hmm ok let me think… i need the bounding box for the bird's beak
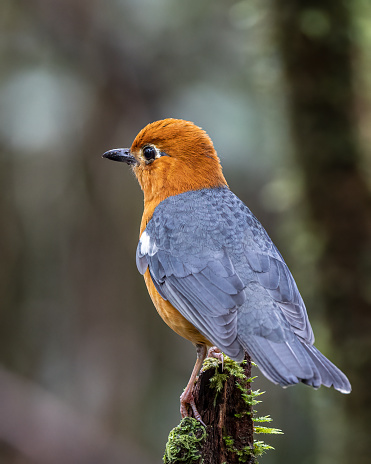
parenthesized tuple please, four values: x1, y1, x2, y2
(102, 148, 138, 166)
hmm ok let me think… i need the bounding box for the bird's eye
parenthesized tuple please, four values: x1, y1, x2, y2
(143, 146, 157, 162)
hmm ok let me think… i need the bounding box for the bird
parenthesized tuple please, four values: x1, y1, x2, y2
(102, 118, 351, 423)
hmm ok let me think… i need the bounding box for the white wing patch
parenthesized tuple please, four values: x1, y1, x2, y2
(139, 230, 158, 256)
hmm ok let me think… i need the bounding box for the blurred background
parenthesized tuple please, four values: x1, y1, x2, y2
(1, 0, 370, 463)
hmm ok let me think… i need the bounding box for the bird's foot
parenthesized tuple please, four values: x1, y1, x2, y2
(180, 388, 206, 426)
(207, 346, 224, 370)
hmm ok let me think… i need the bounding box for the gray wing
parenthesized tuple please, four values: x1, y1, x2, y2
(135, 188, 350, 392)
(243, 245, 314, 344)
(137, 230, 246, 360)
(135, 187, 314, 357)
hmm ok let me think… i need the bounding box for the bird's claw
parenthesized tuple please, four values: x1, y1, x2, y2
(180, 390, 206, 427)
(208, 346, 224, 370)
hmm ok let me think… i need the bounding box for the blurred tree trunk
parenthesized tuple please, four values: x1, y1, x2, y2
(273, 1, 371, 463)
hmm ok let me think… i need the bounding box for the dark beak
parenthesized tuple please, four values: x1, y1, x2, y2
(102, 148, 138, 166)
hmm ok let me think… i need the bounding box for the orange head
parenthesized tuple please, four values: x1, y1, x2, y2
(103, 119, 228, 206)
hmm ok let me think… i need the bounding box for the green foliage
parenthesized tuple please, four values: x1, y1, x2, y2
(237, 384, 264, 407)
(254, 426, 283, 435)
(163, 417, 206, 464)
(223, 435, 254, 463)
(253, 441, 275, 457)
(253, 415, 273, 423)
(203, 356, 248, 406)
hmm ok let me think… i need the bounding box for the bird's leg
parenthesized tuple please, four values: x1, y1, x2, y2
(180, 343, 207, 425)
(207, 346, 224, 370)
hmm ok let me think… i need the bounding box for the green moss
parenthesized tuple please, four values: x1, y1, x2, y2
(223, 431, 278, 462)
(253, 415, 273, 423)
(202, 356, 250, 406)
(202, 355, 248, 380)
(223, 435, 254, 463)
(204, 356, 282, 462)
(254, 426, 283, 435)
(164, 357, 282, 463)
(253, 441, 275, 457)
(163, 417, 206, 464)
(238, 384, 264, 407)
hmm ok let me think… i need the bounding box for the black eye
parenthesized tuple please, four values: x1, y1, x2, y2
(143, 146, 157, 161)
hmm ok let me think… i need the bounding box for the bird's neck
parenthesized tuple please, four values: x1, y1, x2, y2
(138, 160, 227, 235)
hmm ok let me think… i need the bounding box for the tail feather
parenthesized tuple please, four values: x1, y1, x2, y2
(301, 344, 351, 393)
(244, 338, 298, 386)
(238, 335, 351, 394)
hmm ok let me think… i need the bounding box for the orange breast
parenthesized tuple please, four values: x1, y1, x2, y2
(144, 269, 210, 346)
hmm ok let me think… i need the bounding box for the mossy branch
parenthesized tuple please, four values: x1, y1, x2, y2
(163, 354, 282, 464)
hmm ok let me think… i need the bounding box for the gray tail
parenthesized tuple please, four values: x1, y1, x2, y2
(240, 336, 351, 394)
(301, 343, 351, 393)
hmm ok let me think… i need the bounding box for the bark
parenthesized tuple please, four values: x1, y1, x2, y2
(273, 1, 371, 463)
(164, 354, 256, 464)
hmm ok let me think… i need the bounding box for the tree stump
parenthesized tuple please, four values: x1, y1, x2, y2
(164, 354, 257, 464)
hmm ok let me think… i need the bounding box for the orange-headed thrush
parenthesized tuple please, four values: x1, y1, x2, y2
(103, 119, 351, 423)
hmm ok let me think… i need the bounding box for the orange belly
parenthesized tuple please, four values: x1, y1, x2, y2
(144, 269, 210, 346)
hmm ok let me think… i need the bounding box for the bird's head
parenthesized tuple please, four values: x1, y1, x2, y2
(103, 119, 228, 204)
